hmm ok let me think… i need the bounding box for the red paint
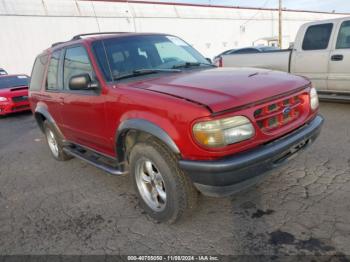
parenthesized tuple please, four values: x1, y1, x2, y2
(0, 75, 30, 116)
(29, 34, 318, 161)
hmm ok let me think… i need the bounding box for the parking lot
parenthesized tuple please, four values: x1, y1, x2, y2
(0, 102, 349, 256)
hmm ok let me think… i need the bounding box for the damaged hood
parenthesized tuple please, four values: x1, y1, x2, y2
(129, 67, 309, 113)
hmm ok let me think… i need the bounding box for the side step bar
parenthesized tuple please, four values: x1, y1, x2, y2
(63, 146, 128, 176)
(318, 91, 350, 103)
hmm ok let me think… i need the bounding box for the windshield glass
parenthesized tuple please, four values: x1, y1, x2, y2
(92, 35, 209, 81)
(0, 75, 29, 89)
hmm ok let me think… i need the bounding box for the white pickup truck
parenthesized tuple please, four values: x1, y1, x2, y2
(220, 17, 350, 100)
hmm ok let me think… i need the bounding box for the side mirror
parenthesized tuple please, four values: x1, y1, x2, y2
(69, 74, 99, 90)
(206, 58, 213, 64)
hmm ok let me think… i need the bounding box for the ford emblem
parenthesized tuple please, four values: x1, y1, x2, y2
(283, 106, 291, 115)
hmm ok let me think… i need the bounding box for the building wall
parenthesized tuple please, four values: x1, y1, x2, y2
(0, 0, 346, 74)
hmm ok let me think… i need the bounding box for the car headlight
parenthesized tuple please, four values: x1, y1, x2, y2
(193, 116, 255, 148)
(0, 97, 8, 102)
(310, 87, 319, 111)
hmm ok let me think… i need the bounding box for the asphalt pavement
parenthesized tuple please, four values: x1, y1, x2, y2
(0, 102, 349, 256)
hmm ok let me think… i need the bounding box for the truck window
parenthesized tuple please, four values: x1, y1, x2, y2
(336, 21, 350, 49)
(63, 46, 93, 90)
(302, 23, 333, 51)
(30, 54, 48, 91)
(46, 50, 61, 90)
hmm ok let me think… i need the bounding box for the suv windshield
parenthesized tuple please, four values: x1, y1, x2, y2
(0, 75, 29, 89)
(92, 35, 211, 81)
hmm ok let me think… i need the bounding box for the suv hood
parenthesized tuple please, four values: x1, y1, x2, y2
(130, 68, 309, 113)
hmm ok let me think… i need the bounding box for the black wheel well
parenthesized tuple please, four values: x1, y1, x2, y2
(34, 112, 47, 132)
(117, 129, 178, 164)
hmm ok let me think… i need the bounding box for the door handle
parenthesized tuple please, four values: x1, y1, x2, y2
(331, 54, 344, 61)
(58, 97, 64, 105)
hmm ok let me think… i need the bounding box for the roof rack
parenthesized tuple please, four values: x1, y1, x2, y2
(50, 32, 132, 48)
(71, 32, 131, 40)
(51, 42, 65, 47)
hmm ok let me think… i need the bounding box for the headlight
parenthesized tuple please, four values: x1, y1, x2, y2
(0, 97, 8, 102)
(310, 87, 319, 110)
(193, 116, 255, 148)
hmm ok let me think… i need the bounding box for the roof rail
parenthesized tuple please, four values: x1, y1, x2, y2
(71, 32, 131, 40)
(51, 42, 65, 47)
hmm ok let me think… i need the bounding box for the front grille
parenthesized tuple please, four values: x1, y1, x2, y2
(12, 95, 28, 103)
(12, 105, 29, 111)
(254, 93, 305, 132)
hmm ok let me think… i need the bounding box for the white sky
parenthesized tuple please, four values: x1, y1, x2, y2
(145, 0, 350, 13)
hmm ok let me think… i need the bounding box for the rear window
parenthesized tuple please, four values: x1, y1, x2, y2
(302, 23, 333, 50)
(0, 69, 7, 75)
(30, 54, 48, 91)
(0, 75, 29, 89)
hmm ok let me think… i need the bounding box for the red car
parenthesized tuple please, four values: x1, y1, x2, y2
(0, 74, 30, 116)
(29, 32, 323, 223)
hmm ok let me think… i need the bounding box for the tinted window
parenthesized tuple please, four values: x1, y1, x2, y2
(92, 35, 208, 81)
(0, 69, 7, 75)
(336, 21, 350, 49)
(302, 23, 333, 50)
(30, 54, 48, 91)
(0, 75, 29, 89)
(46, 50, 61, 90)
(63, 46, 93, 90)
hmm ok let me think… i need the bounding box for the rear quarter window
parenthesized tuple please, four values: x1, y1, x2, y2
(30, 54, 48, 91)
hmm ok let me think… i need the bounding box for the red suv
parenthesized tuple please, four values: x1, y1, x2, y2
(29, 32, 323, 223)
(0, 74, 30, 116)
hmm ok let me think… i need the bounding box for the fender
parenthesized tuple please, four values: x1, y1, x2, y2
(34, 104, 65, 140)
(116, 119, 180, 159)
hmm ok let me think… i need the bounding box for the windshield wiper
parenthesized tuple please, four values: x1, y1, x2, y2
(172, 62, 216, 69)
(113, 68, 181, 80)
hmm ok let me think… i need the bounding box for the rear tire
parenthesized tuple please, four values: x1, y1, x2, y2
(129, 138, 198, 224)
(43, 121, 72, 161)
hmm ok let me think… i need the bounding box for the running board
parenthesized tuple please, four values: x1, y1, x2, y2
(318, 91, 350, 103)
(63, 146, 128, 176)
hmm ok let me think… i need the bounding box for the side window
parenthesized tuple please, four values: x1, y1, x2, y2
(30, 54, 48, 91)
(63, 46, 93, 90)
(46, 50, 61, 90)
(302, 23, 333, 51)
(336, 21, 350, 49)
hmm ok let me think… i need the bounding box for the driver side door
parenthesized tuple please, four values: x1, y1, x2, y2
(59, 45, 111, 155)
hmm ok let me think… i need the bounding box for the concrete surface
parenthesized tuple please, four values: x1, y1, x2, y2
(0, 102, 349, 256)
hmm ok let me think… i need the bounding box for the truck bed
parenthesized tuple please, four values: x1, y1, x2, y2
(222, 50, 292, 73)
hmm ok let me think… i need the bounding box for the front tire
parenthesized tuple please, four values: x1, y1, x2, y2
(129, 138, 198, 224)
(43, 121, 72, 161)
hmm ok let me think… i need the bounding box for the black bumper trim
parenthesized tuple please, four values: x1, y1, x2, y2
(179, 115, 324, 194)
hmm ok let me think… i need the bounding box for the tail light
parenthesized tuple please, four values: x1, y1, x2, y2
(215, 57, 223, 67)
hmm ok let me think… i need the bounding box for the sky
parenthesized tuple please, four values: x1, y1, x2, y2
(145, 0, 350, 13)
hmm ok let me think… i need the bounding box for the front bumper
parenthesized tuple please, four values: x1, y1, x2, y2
(0, 101, 30, 115)
(179, 115, 324, 197)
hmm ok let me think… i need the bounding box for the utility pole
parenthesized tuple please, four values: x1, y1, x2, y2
(278, 0, 282, 48)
